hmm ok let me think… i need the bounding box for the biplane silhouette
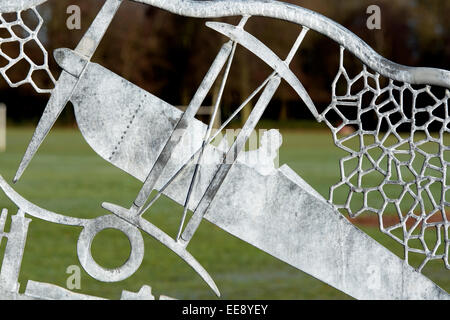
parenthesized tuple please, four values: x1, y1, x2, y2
(0, 0, 448, 299)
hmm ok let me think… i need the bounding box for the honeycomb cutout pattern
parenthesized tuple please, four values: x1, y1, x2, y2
(322, 47, 450, 272)
(0, 6, 55, 93)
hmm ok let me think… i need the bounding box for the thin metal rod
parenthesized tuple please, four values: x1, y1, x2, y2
(176, 41, 237, 240)
(139, 70, 275, 217)
(180, 76, 282, 245)
(224, 71, 276, 127)
(176, 15, 250, 240)
(285, 27, 309, 65)
(75, 0, 123, 59)
(139, 27, 307, 219)
(180, 27, 308, 245)
(132, 40, 234, 212)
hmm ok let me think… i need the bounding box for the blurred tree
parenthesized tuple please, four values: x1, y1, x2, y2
(0, 0, 448, 125)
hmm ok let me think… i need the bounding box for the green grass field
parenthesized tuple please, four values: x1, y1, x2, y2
(0, 127, 448, 299)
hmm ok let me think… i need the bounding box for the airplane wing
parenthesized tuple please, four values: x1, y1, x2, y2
(66, 60, 448, 300)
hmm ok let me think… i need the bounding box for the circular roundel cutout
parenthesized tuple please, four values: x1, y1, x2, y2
(77, 215, 145, 283)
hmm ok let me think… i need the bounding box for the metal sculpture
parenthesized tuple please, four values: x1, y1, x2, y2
(323, 48, 450, 272)
(0, 0, 448, 300)
(0, 1, 55, 93)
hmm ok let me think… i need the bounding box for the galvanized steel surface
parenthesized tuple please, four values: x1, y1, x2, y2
(0, 0, 448, 300)
(323, 48, 450, 272)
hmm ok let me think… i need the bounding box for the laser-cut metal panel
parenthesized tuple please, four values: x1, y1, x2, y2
(322, 48, 450, 272)
(0, 0, 448, 300)
(0, 2, 55, 93)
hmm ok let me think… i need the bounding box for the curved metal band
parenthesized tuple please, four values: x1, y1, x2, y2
(135, 0, 450, 89)
(206, 22, 319, 120)
(77, 215, 144, 282)
(0, 175, 89, 227)
(0, 0, 47, 13)
(102, 202, 221, 297)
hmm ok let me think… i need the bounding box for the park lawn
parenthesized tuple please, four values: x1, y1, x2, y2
(0, 127, 447, 299)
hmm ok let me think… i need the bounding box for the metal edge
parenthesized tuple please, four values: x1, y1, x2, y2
(0, 175, 88, 227)
(134, 0, 450, 88)
(102, 202, 221, 297)
(0, 0, 47, 13)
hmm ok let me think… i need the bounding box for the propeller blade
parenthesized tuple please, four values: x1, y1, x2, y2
(13, 0, 123, 182)
(14, 71, 78, 183)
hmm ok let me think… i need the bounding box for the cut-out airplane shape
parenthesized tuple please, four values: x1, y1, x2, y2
(1, 0, 448, 299)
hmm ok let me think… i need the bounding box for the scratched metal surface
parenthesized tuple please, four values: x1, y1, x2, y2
(68, 62, 448, 300)
(71, 61, 224, 209)
(0, 0, 449, 300)
(0, 1, 55, 93)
